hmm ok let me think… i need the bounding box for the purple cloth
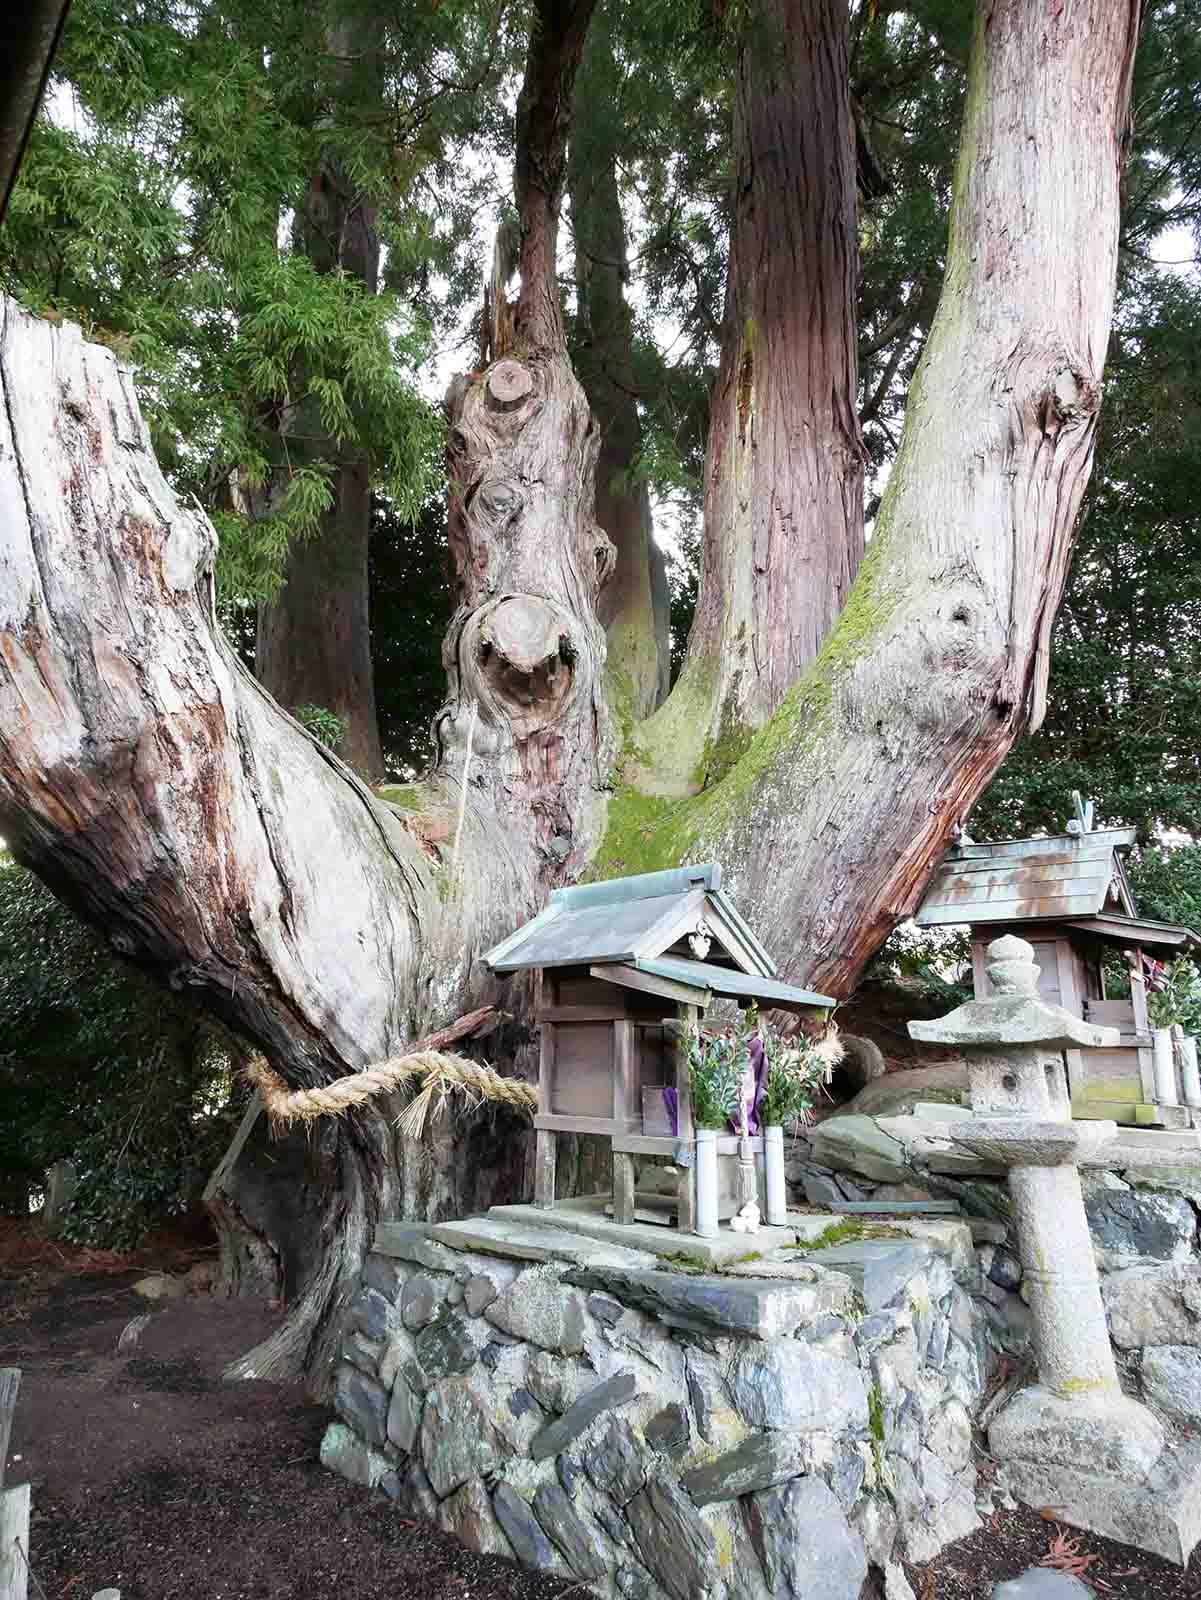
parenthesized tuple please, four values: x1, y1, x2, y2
(728, 1034, 767, 1135)
(661, 1033, 767, 1140)
(663, 1086, 679, 1136)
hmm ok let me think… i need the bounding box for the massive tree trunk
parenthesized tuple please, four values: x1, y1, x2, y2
(0, 0, 1139, 1394)
(635, 0, 866, 795)
(255, 18, 387, 784)
(604, 0, 1141, 992)
(569, 7, 671, 724)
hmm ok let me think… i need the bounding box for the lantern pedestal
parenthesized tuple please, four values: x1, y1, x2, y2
(910, 935, 1201, 1565)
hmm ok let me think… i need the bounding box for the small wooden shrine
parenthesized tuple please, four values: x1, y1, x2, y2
(483, 863, 833, 1231)
(916, 796, 1201, 1127)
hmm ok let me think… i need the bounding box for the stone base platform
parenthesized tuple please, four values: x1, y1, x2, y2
(330, 1211, 993, 1600)
(488, 1197, 811, 1268)
(1001, 1435, 1201, 1566)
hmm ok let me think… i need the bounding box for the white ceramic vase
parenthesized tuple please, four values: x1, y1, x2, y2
(1153, 1025, 1180, 1105)
(763, 1124, 787, 1227)
(694, 1128, 719, 1237)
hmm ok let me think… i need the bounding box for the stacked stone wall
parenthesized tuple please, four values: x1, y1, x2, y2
(322, 1220, 994, 1600)
(793, 1092, 1201, 1433)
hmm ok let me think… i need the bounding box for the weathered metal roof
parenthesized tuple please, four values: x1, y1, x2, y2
(625, 955, 834, 1013)
(1064, 914, 1201, 953)
(916, 829, 1138, 929)
(483, 862, 777, 976)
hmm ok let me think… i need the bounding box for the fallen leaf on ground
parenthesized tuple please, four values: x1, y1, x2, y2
(1041, 1525, 1100, 1582)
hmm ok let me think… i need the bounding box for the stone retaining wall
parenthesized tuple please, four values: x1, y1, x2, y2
(795, 1098, 1201, 1427)
(321, 1217, 995, 1600)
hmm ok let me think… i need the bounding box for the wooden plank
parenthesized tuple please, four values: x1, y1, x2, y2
(538, 1022, 555, 1120)
(612, 1151, 636, 1225)
(1137, 1041, 1158, 1106)
(0, 1482, 29, 1600)
(612, 1019, 637, 1125)
(611, 1133, 764, 1157)
(922, 894, 1103, 924)
(1084, 1000, 1137, 1024)
(612, 1133, 686, 1157)
(533, 1129, 556, 1210)
(936, 838, 1120, 867)
(533, 1113, 637, 1135)
(549, 1022, 613, 1118)
(932, 862, 1115, 895)
(1055, 937, 1081, 1016)
(553, 971, 628, 1008)
(1130, 960, 1151, 1034)
(590, 963, 709, 1007)
(0, 1372, 18, 1495)
(536, 1004, 629, 1023)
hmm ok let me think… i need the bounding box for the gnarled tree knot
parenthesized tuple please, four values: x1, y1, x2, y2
(593, 524, 616, 589)
(466, 593, 578, 735)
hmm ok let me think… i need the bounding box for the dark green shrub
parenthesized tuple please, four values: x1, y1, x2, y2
(0, 856, 243, 1247)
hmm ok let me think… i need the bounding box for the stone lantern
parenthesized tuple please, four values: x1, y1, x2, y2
(911, 935, 1201, 1565)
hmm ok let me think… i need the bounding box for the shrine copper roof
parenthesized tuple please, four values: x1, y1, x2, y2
(916, 829, 1138, 928)
(483, 862, 778, 977)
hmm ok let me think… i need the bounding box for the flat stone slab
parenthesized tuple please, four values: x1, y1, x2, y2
(430, 1217, 658, 1271)
(1002, 1433, 1201, 1566)
(721, 1254, 854, 1292)
(682, 1429, 811, 1505)
(1088, 1144, 1201, 1170)
(811, 1114, 911, 1182)
(561, 1262, 850, 1340)
(790, 1212, 850, 1243)
(839, 1200, 962, 1215)
(489, 1199, 804, 1268)
(530, 1371, 638, 1460)
(1110, 1127, 1201, 1150)
(374, 1222, 466, 1271)
(804, 1239, 933, 1311)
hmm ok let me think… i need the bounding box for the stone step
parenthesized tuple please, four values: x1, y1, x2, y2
(487, 1199, 804, 1269)
(428, 1217, 658, 1271)
(1083, 1143, 1201, 1170)
(560, 1261, 853, 1339)
(838, 1200, 962, 1215)
(1107, 1126, 1201, 1149)
(803, 1238, 934, 1312)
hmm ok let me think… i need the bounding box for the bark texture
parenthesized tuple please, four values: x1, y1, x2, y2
(569, 11, 671, 723)
(637, 0, 866, 794)
(614, 0, 1141, 995)
(439, 0, 607, 903)
(0, 297, 429, 1386)
(255, 18, 386, 784)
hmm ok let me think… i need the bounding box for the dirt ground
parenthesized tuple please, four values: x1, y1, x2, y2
(3, 1223, 1201, 1600)
(0, 1227, 572, 1600)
